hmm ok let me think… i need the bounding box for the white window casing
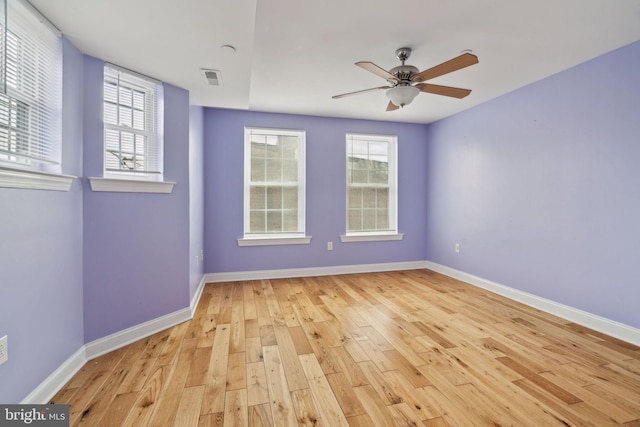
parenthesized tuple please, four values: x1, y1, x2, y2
(0, 0, 71, 190)
(239, 127, 310, 246)
(342, 133, 403, 242)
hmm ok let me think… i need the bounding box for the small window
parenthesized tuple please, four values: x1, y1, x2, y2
(103, 65, 163, 181)
(242, 127, 307, 243)
(0, 0, 62, 172)
(345, 133, 398, 237)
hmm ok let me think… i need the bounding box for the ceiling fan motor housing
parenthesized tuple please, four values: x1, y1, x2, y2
(389, 65, 419, 83)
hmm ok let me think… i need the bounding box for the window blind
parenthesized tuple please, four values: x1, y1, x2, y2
(0, 0, 62, 170)
(103, 64, 163, 178)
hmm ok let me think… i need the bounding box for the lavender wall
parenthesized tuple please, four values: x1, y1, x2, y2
(425, 41, 640, 328)
(0, 38, 85, 402)
(82, 56, 191, 342)
(204, 109, 428, 273)
(189, 106, 205, 299)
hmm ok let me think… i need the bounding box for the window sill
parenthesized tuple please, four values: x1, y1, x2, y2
(0, 166, 75, 191)
(340, 233, 404, 243)
(89, 177, 175, 193)
(238, 236, 312, 247)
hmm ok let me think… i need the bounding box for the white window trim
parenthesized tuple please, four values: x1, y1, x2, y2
(0, 165, 74, 191)
(340, 232, 404, 243)
(88, 177, 174, 193)
(237, 235, 312, 247)
(345, 133, 399, 237)
(242, 127, 311, 244)
(102, 64, 165, 183)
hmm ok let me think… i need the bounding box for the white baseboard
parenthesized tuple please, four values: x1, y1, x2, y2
(203, 260, 426, 283)
(85, 307, 192, 360)
(24, 264, 640, 405)
(21, 347, 87, 404)
(424, 261, 640, 346)
(23, 274, 211, 404)
(190, 275, 207, 313)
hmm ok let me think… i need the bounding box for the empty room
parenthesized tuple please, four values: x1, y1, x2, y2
(1, 0, 639, 425)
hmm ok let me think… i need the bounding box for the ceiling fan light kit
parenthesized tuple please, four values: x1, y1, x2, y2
(386, 85, 420, 108)
(332, 47, 478, 111)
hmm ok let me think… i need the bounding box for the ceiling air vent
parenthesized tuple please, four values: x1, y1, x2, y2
(201, 69, 222, 86)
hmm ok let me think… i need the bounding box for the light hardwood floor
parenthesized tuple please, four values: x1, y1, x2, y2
(50, 269, 640, 426)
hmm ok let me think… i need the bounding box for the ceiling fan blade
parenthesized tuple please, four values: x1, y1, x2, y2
(355, 61, 396, 81)
(411, 52, 478, 82)
(417, 83, 472, 99)
(332, 86, 388, 99)
(386, 101, 399, 111)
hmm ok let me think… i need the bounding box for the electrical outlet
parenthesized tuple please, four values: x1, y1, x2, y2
(455, 243, 461, 253)
(327, 241, 333, 251)
(0, 335, 8, 365)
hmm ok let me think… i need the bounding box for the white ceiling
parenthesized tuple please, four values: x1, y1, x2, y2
(30, 0, 640, 124)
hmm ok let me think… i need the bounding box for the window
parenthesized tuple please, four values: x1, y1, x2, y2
(343, 133, 402, 242)
(0, 0, 61, 173)
(103, 64, 163, 181)
(240, 127, 309, 246)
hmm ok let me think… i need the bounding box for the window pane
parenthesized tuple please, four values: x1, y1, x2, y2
(118, 86, 132, 106)
(362, 188, 376, 208)
(348, 188, 361, 208)
(362, 209, 376, 230)
(377, 209, 389, 230)
(118, 106, 132, 127)
(266, 158, 282, 182)
(377, 188, 388, 209)
(251, 158, 265, 182)
(282, 187, 298, 209)
(351, 169, 368, 184)
(283, 210, 298, 232)
(370, 157, 388, 183)
(250, 186, 265, 209)
(348, 210, 361, 232)
(282, 138, 298, 158)
(267, 211, 282, 232)
(251, 141, 265, 158)
(282, 159, 298, 181)
(266, 187, 282, 209)
(250, 211, 265, 233)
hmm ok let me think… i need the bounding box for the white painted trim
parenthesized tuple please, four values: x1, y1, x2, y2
(340, 233, 404, 242)
(21, 346, 87, 404)
(88, 177, 175, 193)
(237, 236, 312, 246)
(190, 275, 208, 313)
(203, 260, 426, 283)
(424, 261, 640, 346)
(23, 274, 210, 404)
(0, 166, 74, 191)
(84, 307, 192, 360)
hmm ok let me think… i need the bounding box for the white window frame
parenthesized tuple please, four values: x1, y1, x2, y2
(341, 133, 403, 243)
(89, 64, 173, 193)
(0, 0, 73, 191)
(238, 127, 310, 247)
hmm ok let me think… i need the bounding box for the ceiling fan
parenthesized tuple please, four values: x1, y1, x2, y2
(332, 47, 478, 111)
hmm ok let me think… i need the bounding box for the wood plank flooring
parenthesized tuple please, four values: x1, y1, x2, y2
(50, 269, 640, 426)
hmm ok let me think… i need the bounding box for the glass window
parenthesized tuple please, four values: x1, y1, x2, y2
(103, 65, 163, 181)
(244, 127, 306, 237)
(346, 133, 397, 234)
